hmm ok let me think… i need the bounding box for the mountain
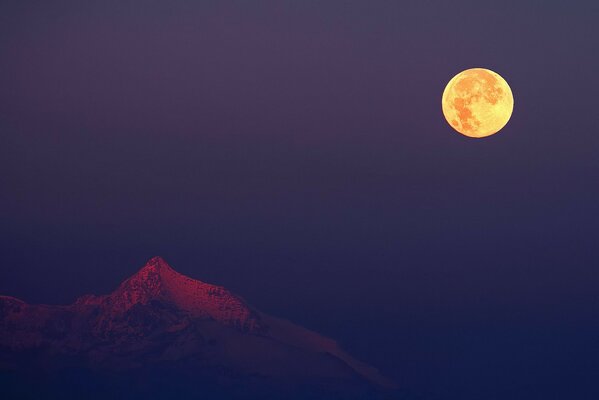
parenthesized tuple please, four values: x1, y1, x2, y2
(0, 257, 397, 399)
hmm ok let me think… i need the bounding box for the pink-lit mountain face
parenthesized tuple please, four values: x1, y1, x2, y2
(75, 257, 264, 334)
(0, 257, 393, 399)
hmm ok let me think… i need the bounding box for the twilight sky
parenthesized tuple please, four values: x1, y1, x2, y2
(1, 1, 599, 399)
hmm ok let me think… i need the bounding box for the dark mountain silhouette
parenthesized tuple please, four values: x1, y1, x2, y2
(0, 257, 400, 399)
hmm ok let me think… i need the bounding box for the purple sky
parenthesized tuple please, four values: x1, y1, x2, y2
(2, 1, 599, 399)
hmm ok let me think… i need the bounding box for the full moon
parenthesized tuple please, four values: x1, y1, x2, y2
(442, 68, 514, 138)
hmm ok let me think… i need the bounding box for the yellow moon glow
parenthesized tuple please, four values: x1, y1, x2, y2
(442, 68, 514, 138)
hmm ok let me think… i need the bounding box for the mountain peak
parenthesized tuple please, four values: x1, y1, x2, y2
(79, 257, 264, 333)
(125, 256, 182, 291)
(142, 255, 174, 273)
